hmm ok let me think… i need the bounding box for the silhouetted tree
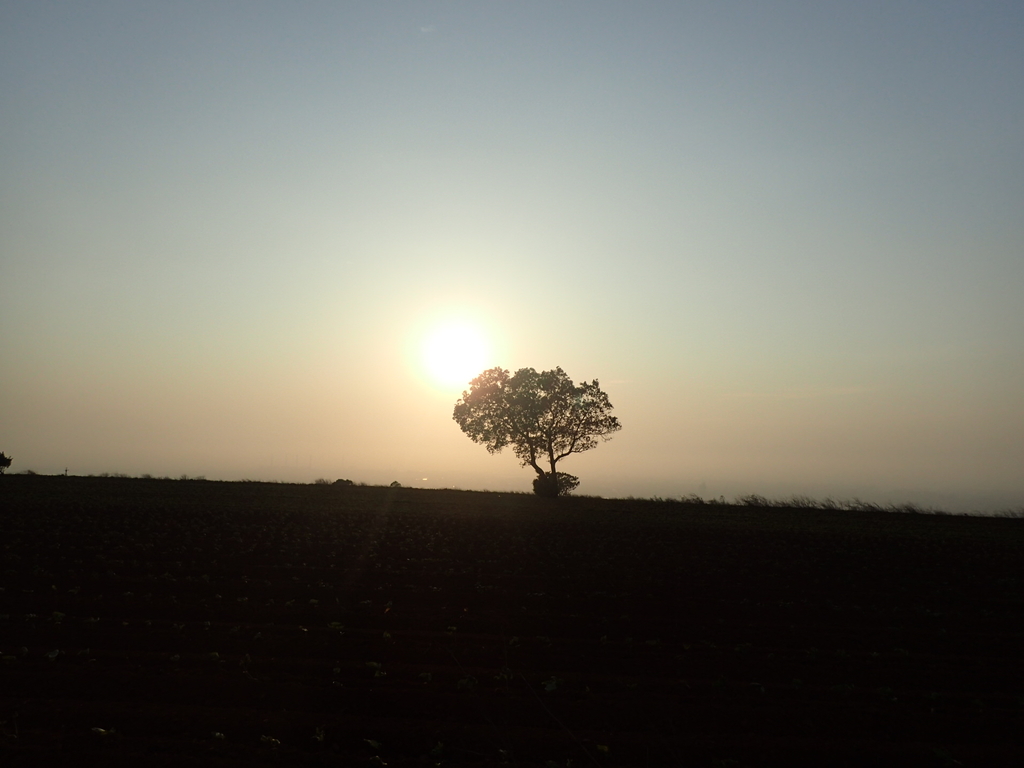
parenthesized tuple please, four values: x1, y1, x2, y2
(453, 367, 621, 497)
(0, 452, 10, 475)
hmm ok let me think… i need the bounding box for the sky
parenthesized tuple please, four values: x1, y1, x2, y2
(2, 1, 1022, 511)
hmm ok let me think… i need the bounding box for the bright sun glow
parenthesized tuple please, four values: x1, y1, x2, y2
(422, 321, 491, 389)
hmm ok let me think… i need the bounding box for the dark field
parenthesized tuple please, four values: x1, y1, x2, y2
(1, 477, 1022, 767)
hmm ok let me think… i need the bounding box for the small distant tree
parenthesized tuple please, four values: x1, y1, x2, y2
(453, 367, 621, 497)
(0, 452, 11, 475)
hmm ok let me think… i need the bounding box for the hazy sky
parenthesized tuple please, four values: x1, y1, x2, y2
(3, 2, 1022, 510)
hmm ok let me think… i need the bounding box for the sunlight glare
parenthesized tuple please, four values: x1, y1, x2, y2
(422, 321, 491, 389)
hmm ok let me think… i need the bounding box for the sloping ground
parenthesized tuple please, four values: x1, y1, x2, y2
(1, 477, 1022, 767)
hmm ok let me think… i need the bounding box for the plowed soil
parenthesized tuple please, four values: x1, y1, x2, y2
(1, 477, 1022, 767)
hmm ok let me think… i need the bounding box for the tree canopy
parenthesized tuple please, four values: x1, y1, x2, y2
(453, 367, 621, 496)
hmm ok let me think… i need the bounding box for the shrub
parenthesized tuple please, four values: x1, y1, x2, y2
(532, 472, 580, 498)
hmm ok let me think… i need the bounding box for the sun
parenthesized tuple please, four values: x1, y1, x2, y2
(421, 321, 491, 389)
